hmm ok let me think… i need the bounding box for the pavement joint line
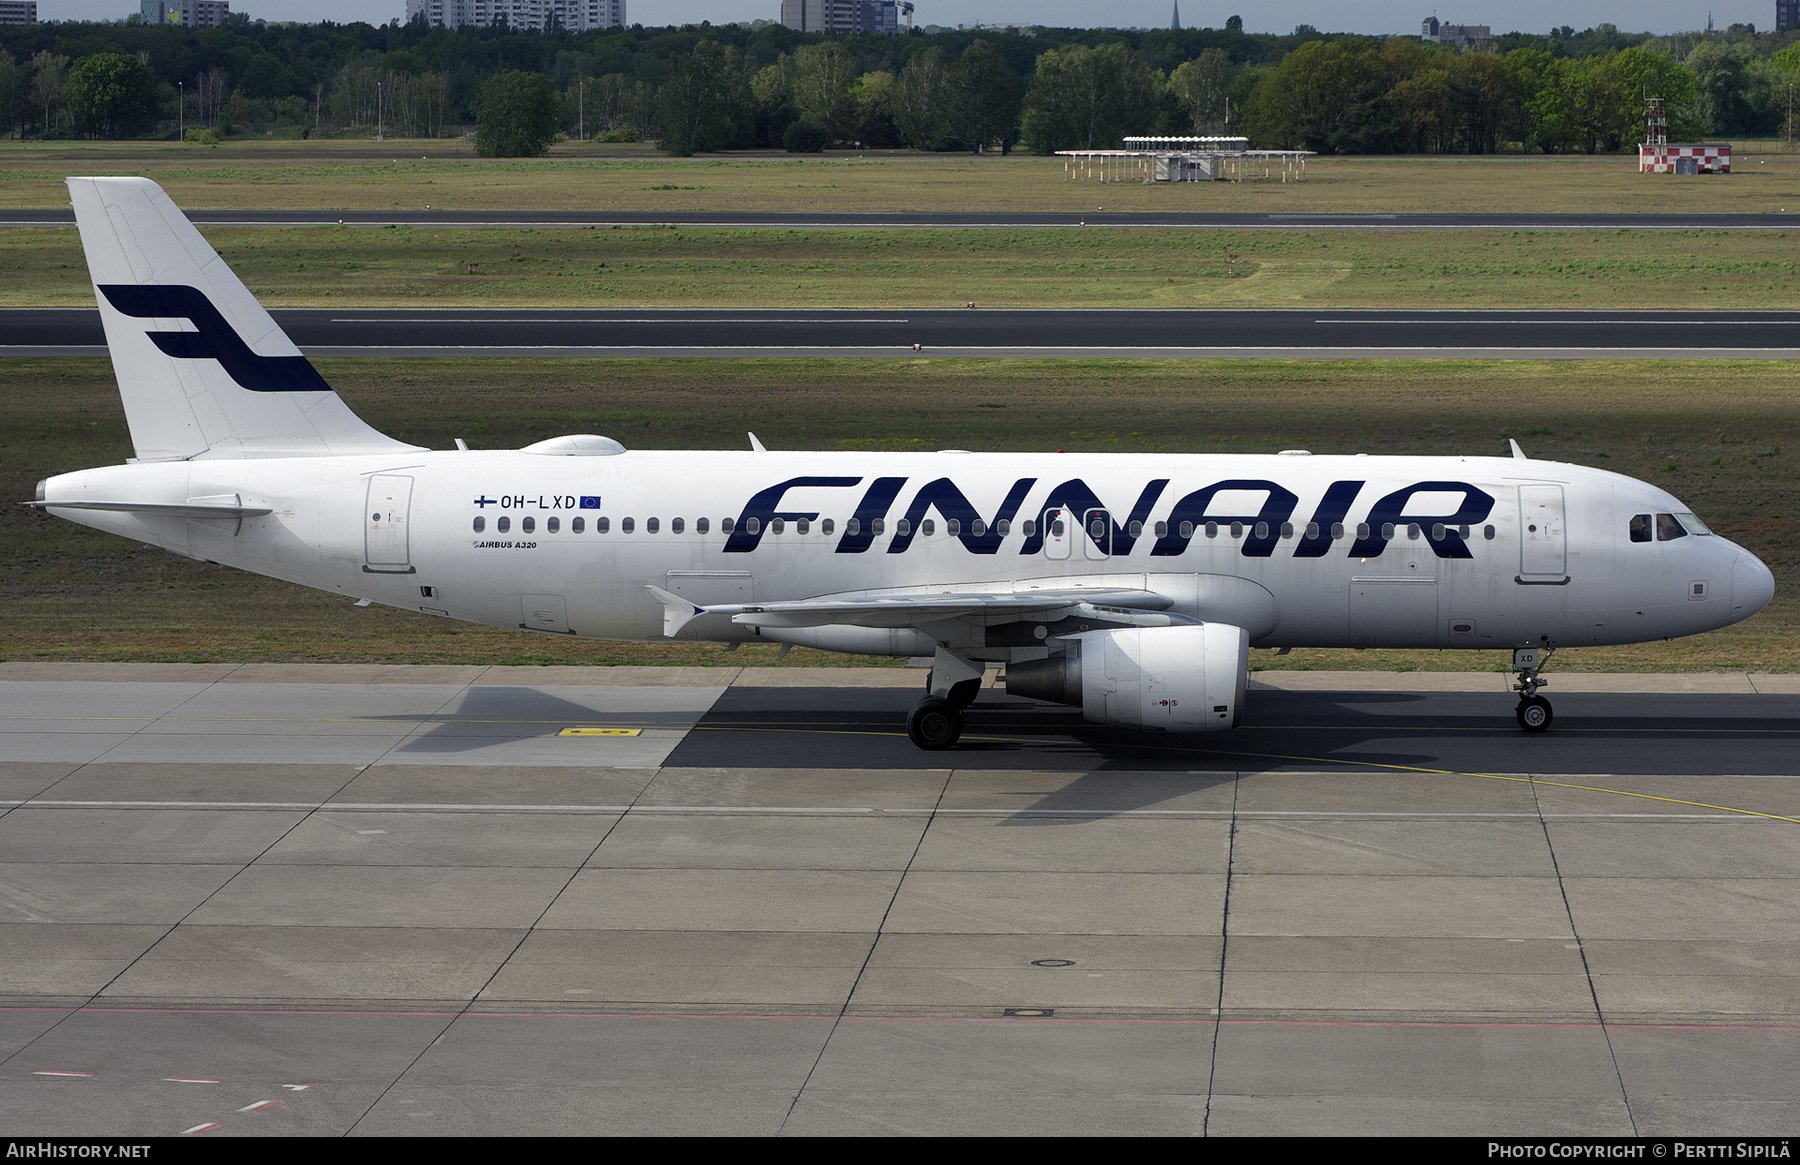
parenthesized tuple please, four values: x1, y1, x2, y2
(0, 798, 1771, 819)
(1528, 774, 1639, 1133)
(13, 1003, 1795, 1030)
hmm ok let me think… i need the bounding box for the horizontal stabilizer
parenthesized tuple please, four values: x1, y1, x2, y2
(29, 496, 272, 517)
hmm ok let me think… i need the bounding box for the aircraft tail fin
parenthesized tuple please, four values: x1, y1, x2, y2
(67, 176, 422, 462)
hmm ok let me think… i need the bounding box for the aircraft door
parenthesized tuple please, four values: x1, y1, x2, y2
(1043, 508, 1071, 560)
(1083, 508, 1112, 560)
(1518, 485, 1568, 581)
(364, 474, 414, 573)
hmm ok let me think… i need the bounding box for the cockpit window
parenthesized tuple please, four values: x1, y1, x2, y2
(1629, 514, 1652, 543)
(1655, 513, 1687, 542)
(1674, 511, 1712, 535)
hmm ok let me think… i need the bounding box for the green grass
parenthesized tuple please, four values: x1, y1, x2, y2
(7, 224, 1800, 310)
(5, 356, 1797, 671)
(5, 141, 1800, 215)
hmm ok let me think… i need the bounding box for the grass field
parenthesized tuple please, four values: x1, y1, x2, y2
(5, 356, 1796, 672)
(6, 223, 1800, 311)
(4, 141, 1800, 215)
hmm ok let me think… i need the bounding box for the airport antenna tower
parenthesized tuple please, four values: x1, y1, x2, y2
(1644, 97, 1666, 149)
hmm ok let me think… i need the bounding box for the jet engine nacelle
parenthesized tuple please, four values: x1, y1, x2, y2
(1006, 623, 1250, 731)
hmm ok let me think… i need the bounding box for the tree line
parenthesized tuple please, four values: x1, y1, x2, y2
(1, 16, 1796, 154)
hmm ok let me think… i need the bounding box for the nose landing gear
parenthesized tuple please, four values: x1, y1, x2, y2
(1512, 645, 1554, 732)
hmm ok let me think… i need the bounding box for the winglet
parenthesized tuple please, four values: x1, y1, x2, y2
(1509, 439, 1528, 461)
(646, 585, 705, 637)
(748, 432, 767, 453)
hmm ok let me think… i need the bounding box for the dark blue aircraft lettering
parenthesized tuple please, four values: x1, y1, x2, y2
(715, 475, 1496, 559)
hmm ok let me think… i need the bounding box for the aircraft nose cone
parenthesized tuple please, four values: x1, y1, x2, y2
(1734, 551, 1775, 619)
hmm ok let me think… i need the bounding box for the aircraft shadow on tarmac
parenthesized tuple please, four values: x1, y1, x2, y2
(664, 685, 1800, 782)
(343, 683, 1800, 819)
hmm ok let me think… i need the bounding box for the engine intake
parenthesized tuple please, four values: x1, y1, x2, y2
(1006, 623, 1249, 731)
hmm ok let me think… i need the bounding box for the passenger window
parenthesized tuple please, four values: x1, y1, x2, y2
(1357, 523, 1371, 539)
(1048, 519, 1062, 536)
(1331, 522, 1344, 539)
(946, 519, 960, 536)
(970, 519, 986, 537)
(572, 516, 584, 534)
(1630, 514, 1652, 543)
(898, 519, 913, 536)
(1179, 521, 1193, 538)
(547, 516, 559, 534)
(1304, 522, 1318, 539)
(921, 519, 935, 536)
(1089, 518, 1105, 539)
(622, 517, 635, 534)
(846, 518, 861, 536)
(1020, 519, 1034, 538)
(597, 516, 609, 533)
(1656, 513, 1687, 541)
(1128, 520, 1142, 538)
(1255, 522, 1269, 539)
(1381, 523, 1394, 539)
(522, 516, 536, 534)
(873, 518, 886, 535)
(1280, 522, 1293, 538)
(646, 517, 659, 534)
(696, 517, 710, 534)
(1407, 523, 1420, 540)
(745, 517, 759, 535)
(997, 519, 1010, 536)
(498, 516, 511, 533)
(672, 517, 684, 534)
(473, 516, 485, 533)
(1431, 523, 1445, 541)
(770, 518, 784, 535)
(1205, 522, 1219, 538)
(821, 518, 833, 535)
(1230, 522, 1243, 538)
(796, 518, 809, 535)
(1155, 521, 1168, 538)
(722, 517, 735, 534)
(1484, 525, 1495, 540)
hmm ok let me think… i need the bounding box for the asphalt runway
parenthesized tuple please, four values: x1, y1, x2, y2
(2, 208, 1794, 231)
(3, 662, 1797, 1136)
(10, 307, 1800, 360)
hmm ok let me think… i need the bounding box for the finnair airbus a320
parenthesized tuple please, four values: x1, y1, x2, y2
(33, 177, 1776, 748)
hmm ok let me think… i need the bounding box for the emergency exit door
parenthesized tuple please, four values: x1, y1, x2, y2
(364, 474, 415, 573)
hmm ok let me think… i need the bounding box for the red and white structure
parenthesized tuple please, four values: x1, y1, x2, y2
(1639, 98, 1730, 174)
(1639, 143, 1731, 174)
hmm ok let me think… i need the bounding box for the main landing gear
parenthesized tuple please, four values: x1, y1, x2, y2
(1512, 645, 1554, 732)
(905, 651, 984, 750)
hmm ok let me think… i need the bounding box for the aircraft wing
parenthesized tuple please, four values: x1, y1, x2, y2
(647, 582, 1179, 637)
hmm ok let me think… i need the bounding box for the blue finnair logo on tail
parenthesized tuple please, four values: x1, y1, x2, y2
(97, 284, 331, 394)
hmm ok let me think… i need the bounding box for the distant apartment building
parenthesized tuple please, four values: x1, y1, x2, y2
(404, 0, 626, 32)
(1421, 15, 1491, 50)
(140, 0, 229, 26)
(0, 1, 35, 25)
(780, 0, 898, 34)
(1779, 0, 1798, 30)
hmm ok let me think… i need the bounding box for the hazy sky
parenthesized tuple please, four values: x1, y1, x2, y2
(33, 0, 1774, 37)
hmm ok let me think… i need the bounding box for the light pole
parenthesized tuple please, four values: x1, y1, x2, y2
(376, 80, 383, 142)
(579, 79, 585, 142)
(178, 80, 183, 141)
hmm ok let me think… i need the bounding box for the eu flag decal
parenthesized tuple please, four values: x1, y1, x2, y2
(579, 496, 602, 509)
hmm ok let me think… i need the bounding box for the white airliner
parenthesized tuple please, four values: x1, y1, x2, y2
(33, 177, 1777, 749)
